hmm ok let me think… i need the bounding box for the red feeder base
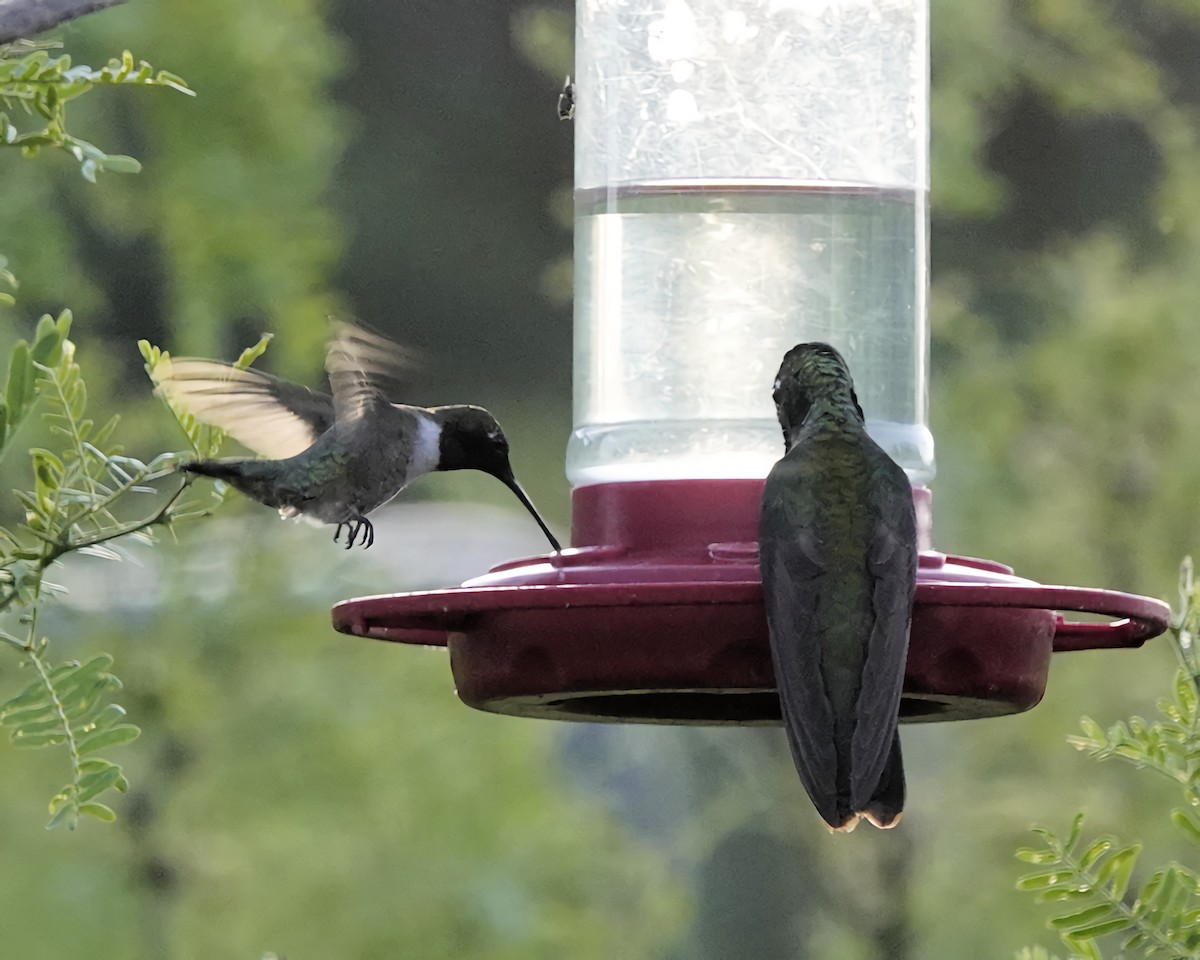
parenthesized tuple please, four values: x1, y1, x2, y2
(332, 480, 1170, 725)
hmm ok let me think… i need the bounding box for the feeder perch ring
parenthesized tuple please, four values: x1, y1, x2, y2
(333, 481, 1170, 726)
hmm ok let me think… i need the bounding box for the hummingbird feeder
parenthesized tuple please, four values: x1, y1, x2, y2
(334, 0, 1169, 723)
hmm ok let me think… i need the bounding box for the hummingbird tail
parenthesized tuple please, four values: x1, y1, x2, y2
(857, 730, 905, 830)
(182, 459, 244, 483)
(182, 457, 289, 513)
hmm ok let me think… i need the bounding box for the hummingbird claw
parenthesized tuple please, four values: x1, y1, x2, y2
(333, 517, 374, 549)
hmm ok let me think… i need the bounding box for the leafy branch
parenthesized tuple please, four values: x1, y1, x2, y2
(0, 44, 193, 180)
(1016, 813, 1198, 959)
(0, 314, 270, 829)
(0, 36, 210, 830)
(1015, 559, 1200, 959)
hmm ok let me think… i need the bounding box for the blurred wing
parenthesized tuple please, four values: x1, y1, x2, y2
(324, 321, 420, 423)
(154, 358, 333, 459)
(850, 450, 918, 807)
(760, 458, 840, 825)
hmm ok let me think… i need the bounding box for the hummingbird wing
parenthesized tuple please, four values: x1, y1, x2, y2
(759, 458, 841, 826)
(154, 359, 334, 460)
(324, 322, 420, 423)
(849, 446, 917, 812)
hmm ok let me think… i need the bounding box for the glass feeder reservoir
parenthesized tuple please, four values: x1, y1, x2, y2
(333, 0, 1169, 725)
(569, 0, 933, 487)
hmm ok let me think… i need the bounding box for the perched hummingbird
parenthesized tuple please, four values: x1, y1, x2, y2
(758, 343, 917, 832)
(153, 323, 562, 552)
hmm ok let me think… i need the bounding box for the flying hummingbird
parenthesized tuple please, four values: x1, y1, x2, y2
(758, 343, 917, 832)
(153, 323, 562, 552)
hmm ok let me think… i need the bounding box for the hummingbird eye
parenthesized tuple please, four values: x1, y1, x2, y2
(486, 429, 508, 454)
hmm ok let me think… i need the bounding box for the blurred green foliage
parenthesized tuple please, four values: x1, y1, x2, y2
(1015, 561, 1200, 958)
(0, 44, 192, 181)
(0, 0, 348, 373)
(0, 309, 276, 830)
(0, 527, 689, 957)
(0, 314, 145, 830)
(0, 36, 282, 833)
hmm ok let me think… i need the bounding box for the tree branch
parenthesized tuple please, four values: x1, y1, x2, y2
(0, 0, 125, 45)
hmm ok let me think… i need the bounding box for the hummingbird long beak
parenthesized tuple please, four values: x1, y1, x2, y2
(497, 472, 562, 552)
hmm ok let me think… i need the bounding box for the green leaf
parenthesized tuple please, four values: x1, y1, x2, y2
(98, 154, 141, 174)
(1077, 837, 1112, 871)
(44, 803, 77, 831)
(1157, 867, 1190, 921)
(1017, 847, 1059, 865)
(1138, 867, 1177, 926)
(137, 339, 161, 367)
(29, 446, 64, 475)
(7, 715, 67, 737)
(1017, 871, 1070, 891)
(78, 703, 127, 731)
(233, 332, 273, 370)
(76, 757, 119, 776)
(1176, 866, 1200, 893)
(56, 652, 115, 681)
(47, 657, 116, 703)
(1065, 812, 1086, 851)
(75, 723, 140, 755)
(1036, 888, 1096, 904)
(1137, 868, 1165, 909)
(0, 699, 57, 727)
(1060, 933, 1104, 960)
(10, 728, 68, 747)
(5, 338, 30, 418)
(62, 676, 123, 721)
(76, 764, 122, 803)
(78, 802, 116, 823)
(30, 314, 67, 366)
(1076, 716, 1106, 745)
(1049, 904, 1115, 929)
(1098, 845, 1141, 900)
(1171, 808, 1200, 846)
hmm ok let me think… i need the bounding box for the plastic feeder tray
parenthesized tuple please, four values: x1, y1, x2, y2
(332, 480, 1171, 725)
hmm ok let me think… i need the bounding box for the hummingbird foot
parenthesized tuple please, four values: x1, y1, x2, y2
(333, 517, 374, 550)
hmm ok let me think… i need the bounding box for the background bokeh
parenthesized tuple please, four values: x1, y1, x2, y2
(2, 0, 1200, 956)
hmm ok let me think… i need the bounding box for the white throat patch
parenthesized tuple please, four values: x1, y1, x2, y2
(409, 414, 442, 479)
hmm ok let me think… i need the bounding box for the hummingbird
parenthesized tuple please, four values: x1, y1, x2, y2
(153, 323, 562, 552)
(758, 343, 917, 832)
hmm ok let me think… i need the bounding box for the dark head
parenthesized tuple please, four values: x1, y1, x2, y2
(772, 342, 865, 441)
(432, 405, 561, 552)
